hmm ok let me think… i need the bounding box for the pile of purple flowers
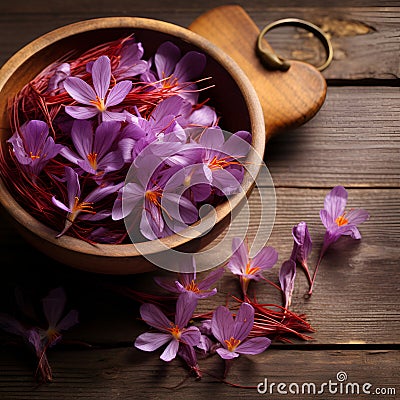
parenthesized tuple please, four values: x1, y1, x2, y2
(1, 37, 250, 243)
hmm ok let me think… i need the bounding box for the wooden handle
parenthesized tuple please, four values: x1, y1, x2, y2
(189, 5, 327, 138)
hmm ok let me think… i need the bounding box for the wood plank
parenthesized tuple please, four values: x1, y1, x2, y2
(249, 7, 400, 81)
(1, 188, 399, 345)
(265, 86, 400, 188)
(0, 7, 398, 81)
(0, 347, 398, 399)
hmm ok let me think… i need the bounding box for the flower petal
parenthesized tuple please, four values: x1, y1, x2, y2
(279, 259, 297, 309)
(320, 209, 333, 230)
(41, 287, 66, 328)
(181, 326, 201, 347)
(56, 309, 79, 332)
(197, 267, 225, 291)
(153, 276, 181, 293)
(200, 127, 225, 149)
(106, 81, 132, 107)
(52, 196, 71, 213)
(173, 51, 206, 82)
(251, 246, 278, 271)
(236, 337, 271, 355)
(65, 105, 98, 120)
(346, 209, 369, 225)
(135, 332, 171, 352)
(324, 186, 348, 220)
(160, 338, 179, 362)
(216, 347, 239, 359)
(233, 302, 254, 341)
(93, 121, 120, 157)
(92, 55, 111, 99)
(155, 41, 181, 79)
(161, 192, 198, 225)
(102, 110, 127, 122)
(211, 305, 234, 344)
(139, 303, 172, 332)
(63, 77, 96, 105)
(227, 237, 248, 275)
(71, 119, 93, 160)
(175, 292, 198, 328)
(292, 221, 312, 262)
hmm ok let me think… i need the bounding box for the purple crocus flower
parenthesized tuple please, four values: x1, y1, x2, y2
(197, 128, 250, 200)
(309, 186, 369, 295)
(320, 186, 369, 252)
(290, 221, 312, 286)
(7, 120, 63, 181)
(46, 62, 70, 93)
(39, 287, 79, 347)
(227, 237, 278, 294)
(211, 302, 271, 360)
(141, 41, 206, 103)
(52, 166, 122, 237)
(279, 259, 297, 309)
(113, 38, 148, 80)
(64, 55, 132, 121)
(60, 120, 125, 176)
(154, 257, 225, 299)
(134, 292, 201, 362)
(119, 96, 187, 163)
(112, 155, 198, 240)
(177, 343, 202, 379)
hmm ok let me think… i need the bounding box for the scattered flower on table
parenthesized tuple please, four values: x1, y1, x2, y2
(211, 302, 271, 360)
(134, 292, 200, 362)
(290, 221, 313, 286)
(154, 256, 225, 299)
(227, 237, 278, 294)
(0, 287, 78, 383)
(279, 259, 297, 309)
(308, 185, 370, 294)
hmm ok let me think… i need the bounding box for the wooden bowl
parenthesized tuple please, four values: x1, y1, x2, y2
(0, 17, 265, 274)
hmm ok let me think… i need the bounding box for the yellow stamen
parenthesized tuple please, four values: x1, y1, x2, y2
(245, 261, 260, 276)
(90, 96, 107, 112)
(185, 279, 200, 293)
(161, 73, 178, 90)
(224, 337, 241, 352)
(335, 215, 349, 227)
(46, 327, 61, 344)
(87, 152, 98, 170)
(145, 190, 161, 207)
(208, 155, 241, 171)
(29, 151, 40, 160)
(71, 196, 95, 215)
(168, 324, 182, 340)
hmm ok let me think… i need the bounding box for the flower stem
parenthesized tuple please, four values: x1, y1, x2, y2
(308, 254, 324, 296)
(301, 261, 313, 287)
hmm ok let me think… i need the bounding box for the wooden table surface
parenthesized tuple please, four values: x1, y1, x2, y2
(0, 1, 399, 399)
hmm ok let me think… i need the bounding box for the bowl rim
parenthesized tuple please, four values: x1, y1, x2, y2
(0, 16, 265, 258)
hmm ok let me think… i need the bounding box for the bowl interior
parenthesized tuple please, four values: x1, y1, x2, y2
(0, 17, 265, 265)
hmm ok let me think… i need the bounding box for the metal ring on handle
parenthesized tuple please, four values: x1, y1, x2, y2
(256, 18, 334, 72)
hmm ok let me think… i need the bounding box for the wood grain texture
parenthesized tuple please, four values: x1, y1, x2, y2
(0, 347, 398, 399)
(189, 5, 327, 137)
(265, 86, 400, 188)
(0, 4, 398, 82)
